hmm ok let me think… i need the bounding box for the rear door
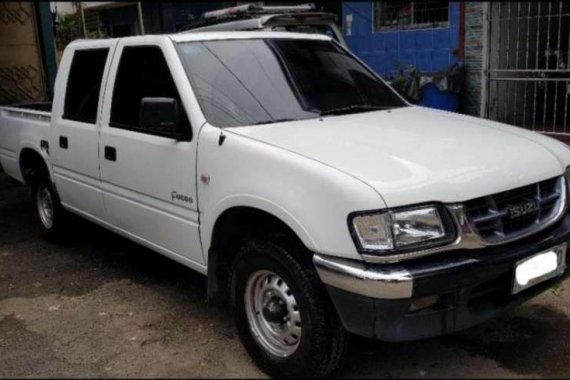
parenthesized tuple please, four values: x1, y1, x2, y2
(50, 40, 116, 221)
(98, 36, 204, 267)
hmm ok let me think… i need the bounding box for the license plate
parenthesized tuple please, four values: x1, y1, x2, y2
(512, 243, 567, 295)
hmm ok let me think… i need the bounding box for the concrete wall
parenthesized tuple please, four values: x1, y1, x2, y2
(50, 1, 77, 16)
(0, 2, 48, 104)
(461, 2, 485, 116)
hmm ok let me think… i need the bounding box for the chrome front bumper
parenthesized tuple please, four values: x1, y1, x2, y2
(314, 215, 570, 341)
(314, 209, 570, 300)
(313, 254, 413, 299)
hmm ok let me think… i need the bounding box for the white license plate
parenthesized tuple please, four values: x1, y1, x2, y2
(512, 243, 567, 294)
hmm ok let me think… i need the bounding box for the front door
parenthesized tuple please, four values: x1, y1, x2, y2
(98, 38, 203, 266)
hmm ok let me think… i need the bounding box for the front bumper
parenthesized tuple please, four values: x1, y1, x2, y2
(314, 213, 570, 341)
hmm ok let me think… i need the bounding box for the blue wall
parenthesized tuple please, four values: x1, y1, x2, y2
(342, 2, 460, 79)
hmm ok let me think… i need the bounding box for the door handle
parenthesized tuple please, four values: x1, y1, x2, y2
(59, 136, 68, 149)
(104, 146, 116, 161)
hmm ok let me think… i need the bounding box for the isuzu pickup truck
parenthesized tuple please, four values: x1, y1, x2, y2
(1, 32, 569, 378)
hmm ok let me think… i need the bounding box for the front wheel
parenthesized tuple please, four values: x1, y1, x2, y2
(231, 240, 348, 378)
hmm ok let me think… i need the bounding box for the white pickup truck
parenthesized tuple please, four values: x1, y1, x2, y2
(1, 32, 569, 378)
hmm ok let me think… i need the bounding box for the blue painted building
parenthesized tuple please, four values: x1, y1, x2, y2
(342, 2, 461, 80)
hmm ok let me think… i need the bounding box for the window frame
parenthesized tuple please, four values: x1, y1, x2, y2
(62, 47, 110, 125)
(108, 44, 192, 141)
(372, 1, 450, 33)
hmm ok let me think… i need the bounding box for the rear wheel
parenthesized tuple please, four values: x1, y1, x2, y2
(231, 239, 348, 378)
(32, 179, 69, 243)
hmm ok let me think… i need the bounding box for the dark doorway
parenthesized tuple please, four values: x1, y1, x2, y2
(111, 23, 133, 37)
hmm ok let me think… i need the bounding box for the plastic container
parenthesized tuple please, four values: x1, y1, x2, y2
(418, 83, 459, 112)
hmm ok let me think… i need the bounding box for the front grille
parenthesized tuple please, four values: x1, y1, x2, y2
(464, 176, 565, 243)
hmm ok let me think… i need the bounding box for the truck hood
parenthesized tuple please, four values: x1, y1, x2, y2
(230, 106, 570, 207)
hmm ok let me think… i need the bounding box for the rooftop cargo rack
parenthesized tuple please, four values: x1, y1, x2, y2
(178, 3, 319, 32)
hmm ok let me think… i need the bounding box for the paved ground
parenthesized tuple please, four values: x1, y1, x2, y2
(1, 171, 570, 379)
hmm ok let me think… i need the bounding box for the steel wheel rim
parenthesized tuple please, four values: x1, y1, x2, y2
(244, 270, 302, 357)
(37, 186, 54, 229)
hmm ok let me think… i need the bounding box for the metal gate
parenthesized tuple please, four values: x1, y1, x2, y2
(485, 2, 570, 136)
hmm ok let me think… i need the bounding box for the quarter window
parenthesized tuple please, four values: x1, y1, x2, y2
(63, 48, 109, 123)
(110, 46, 190, 139)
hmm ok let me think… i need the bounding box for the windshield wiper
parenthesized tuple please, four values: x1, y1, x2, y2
(248, 118, 297, 126)
(318, 104, 395, 116)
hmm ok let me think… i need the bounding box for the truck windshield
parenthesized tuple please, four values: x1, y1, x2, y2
(177, 38, 407, 128)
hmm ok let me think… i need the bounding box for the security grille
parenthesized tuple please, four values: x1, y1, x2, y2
(464, 176, 564, 243)
(485, 2, 570, 136)
(373, 1, 449, 31)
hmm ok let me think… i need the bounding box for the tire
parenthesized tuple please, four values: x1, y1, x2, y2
(230, 239, 348, 378)
(31, 178, 70, 243)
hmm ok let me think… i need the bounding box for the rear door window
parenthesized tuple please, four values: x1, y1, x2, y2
(63, 48, 109, 124)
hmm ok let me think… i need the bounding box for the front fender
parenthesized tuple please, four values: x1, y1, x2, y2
(197, 124, 385, 262)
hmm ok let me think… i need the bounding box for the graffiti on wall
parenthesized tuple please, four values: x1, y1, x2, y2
(0, 2, 32, 25)
(0, 65, 44, 104)
(0, 2, 47, 105)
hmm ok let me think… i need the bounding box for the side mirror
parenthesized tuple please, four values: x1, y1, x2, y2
(139, 97, 190, 141)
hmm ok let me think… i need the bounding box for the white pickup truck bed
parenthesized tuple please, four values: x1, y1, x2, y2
(0, 103, 51, 183)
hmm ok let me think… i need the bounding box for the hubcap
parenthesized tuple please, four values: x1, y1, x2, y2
(245, 270, 302, 357)
(37, 186, 54, 229)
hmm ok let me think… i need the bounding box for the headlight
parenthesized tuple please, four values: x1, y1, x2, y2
(351, 213, 393, 250)
(350, 205, 455, 254)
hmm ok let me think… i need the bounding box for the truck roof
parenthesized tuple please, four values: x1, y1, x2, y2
(67, 31, 332, 49)
(171, 30, 332, 43)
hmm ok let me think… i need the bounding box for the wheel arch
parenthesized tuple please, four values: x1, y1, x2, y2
(18, 146, 51, 185)
(206, 203, 315, 305)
